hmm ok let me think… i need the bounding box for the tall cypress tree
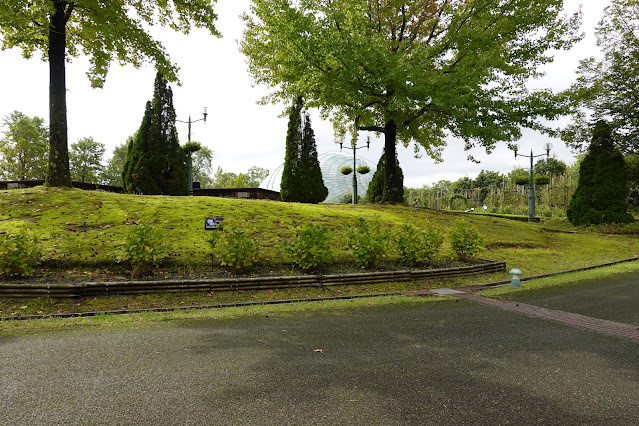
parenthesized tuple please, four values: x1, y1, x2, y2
(122, 73, 187, 195)
(299, 112, 328, 203)
(567, 121, 633, 225)
(280, 97, 328, 203)
(366, 147, 404, 203)
(280, 97, 303, 202)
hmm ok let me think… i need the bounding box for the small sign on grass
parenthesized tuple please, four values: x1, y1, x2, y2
(205, 217, 223, 230)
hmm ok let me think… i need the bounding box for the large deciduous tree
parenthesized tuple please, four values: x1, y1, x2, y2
(534, 157, 567, 179)
(69, 136, 104, 183)
(0, 111, 49, 180)
(0, 0, 220, 187)
(563, 0, 639, 155)
(122, 73, 187, 195)
(191, 144, 215, 188)
(211, 166, 268, 188)
(566, 121, 633, 226)
(241, 0, 581, 203)
(100, 141, 128, 187)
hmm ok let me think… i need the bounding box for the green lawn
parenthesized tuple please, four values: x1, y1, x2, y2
(2, 186, 636, 277)
(1, 186, 638, 319)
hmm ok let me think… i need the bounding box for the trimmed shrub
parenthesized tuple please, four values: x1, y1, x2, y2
(567, 121, 633, 225)
(395, 223, 444, 266)
(338, 191, 363, 204)
(117, 222, 167, 276)
(0, 232, 42, 278)
(340, 166, 353, 175)
(366, 147, 404, 203)
(448, 219, 483, 261)
(534, 175, 551, 185)
(345, 217, 392, 269)
(284, 221, 333, 271)
(356, 165, 370, 174)
(209, 219, 259, 271)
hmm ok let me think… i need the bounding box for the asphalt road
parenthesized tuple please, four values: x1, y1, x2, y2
(1, 280, 638, 425)
(507, 270, 639, 326)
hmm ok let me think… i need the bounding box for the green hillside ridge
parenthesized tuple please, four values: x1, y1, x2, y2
(0, 186, 638, 280)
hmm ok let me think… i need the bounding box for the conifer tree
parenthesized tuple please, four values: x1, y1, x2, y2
(366, 148, 404, 203)
(122, 73, 187, 195)
(280, 97, 303, 202)
(567, 121, 633, 225)
(299, 112, 328, 203)
(280, 98, 328, 203)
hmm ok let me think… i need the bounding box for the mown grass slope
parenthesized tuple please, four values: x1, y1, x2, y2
(0, 186, 637, 280)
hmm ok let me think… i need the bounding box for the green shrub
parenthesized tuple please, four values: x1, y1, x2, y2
(337, 191, 363, 204)
(623, 221, 639, 234)
(345, 217, 392, 269)
(567, 121, 633, 225)
(0, 232, 42, 278)
(395, 223, 444, 266)
(209, 219, 259, 271)
(340, 166, 353, 175)
(117, 222, 167, 276)
(534, 175, 551, 185)
(356, 165, 370, 174)
(448, 219, 483, 262)
(284, 221, 333, 271)
(514, 175, 529, 186)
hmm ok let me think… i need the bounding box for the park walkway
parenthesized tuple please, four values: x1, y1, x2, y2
(454, 292, 639, 341)
(2, 278, 639, 424)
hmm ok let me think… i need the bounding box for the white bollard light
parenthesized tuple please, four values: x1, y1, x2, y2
(509, 268, 522, 288)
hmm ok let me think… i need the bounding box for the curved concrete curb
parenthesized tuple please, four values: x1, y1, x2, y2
(1, 292, 399, 322)
(460, 257, 639, 291)
(0, 261, 506, 298)
(1, 258, 637, 322)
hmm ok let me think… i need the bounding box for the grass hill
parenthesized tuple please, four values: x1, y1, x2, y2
(1, 186, 638, 321)
(1, 186, 637, 281)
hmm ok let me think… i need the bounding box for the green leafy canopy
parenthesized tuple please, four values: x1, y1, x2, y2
(0, 0, 221, 87)
(562, 0, 639, 155)
(241, 0, 582, 158)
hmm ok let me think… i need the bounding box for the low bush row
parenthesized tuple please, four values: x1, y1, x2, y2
(208, 217, 483, 273)
(0, 218, 484, 278)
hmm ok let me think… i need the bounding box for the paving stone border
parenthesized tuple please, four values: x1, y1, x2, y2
(456, 293, 639, 341)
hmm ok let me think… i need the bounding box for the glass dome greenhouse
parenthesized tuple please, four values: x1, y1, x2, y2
(261, 151, 377, 203)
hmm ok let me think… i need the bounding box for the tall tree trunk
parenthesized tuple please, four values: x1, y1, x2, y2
(46, 1, 72, 187)
(382, 119, 403, 203)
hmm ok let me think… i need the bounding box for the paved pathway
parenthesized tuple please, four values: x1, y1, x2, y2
(2, 274, 638, 424)
(456, 293, 639, 341)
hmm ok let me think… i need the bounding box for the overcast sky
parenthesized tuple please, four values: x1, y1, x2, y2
(0, 0, 609, 188)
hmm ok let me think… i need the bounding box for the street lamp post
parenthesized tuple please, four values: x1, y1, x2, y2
(177, 107, 207, 195)
(513, 142, 552, 222)
(339, 136, 371, 205)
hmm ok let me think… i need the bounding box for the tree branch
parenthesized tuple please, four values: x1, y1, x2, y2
(64, 1, 75, 24)
(398, 4, 407, 42)
(424, 0, 449, 45)
(358, 125, 385, 133)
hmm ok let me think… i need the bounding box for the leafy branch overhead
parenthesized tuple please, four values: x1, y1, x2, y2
(562, 0, 639, 155)
(0, 0, 221, 87)
(242, 0, 582, 157)
(0, 0, 220, 187)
